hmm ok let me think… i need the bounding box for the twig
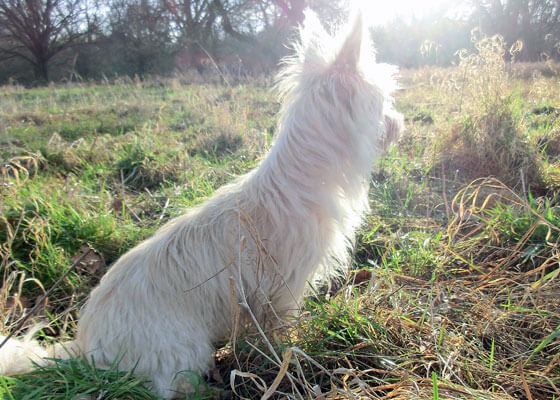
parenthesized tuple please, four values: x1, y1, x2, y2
(0, 248, 93, 350)
(520, 167, 527, 198)
(1, 210, 25, 283)
(184, 266, 228, 293)
(158, 197, 170, 221)
(195, 41, 231, 87)
(519, 362, 534, 400)
(441, 161, 450, 224)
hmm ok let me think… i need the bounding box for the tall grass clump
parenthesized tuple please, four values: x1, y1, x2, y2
(438, 31, 544, 192)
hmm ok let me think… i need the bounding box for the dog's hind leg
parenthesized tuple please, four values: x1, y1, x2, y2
(80, 319, 216, 399)
(147, 334, 215, 399)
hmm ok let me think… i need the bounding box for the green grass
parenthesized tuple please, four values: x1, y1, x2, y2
(0, 357, 160, 400)
(1, 49, 559, 399)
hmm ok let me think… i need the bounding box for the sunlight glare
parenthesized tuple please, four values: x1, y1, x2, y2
(351, 0, 451, 27)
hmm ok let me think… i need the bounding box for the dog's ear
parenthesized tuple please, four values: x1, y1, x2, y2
(296, 10, 335, 76)
(300, 10, 329, 52)
(334, 13, 363, 70)
(328, 14, 364, 108)
(281, 10, 329, 78)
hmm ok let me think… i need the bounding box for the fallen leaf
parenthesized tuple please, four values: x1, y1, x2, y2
(111, 198, 124, 213)
(352, 269, 372, 285)
(71, 246, 106, 276)
(209, 367, 224, 384)
(5, 295, 32, 310)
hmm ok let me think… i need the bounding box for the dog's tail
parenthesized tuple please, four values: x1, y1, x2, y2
(0, 328, 79, 375)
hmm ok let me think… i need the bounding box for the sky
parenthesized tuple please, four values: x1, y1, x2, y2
(354, 0, 465, 27)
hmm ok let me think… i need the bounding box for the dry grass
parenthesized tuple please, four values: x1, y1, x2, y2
(399, 32, 560, 195)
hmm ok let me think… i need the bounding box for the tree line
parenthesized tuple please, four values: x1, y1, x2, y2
(0, 0, 559, 84)
(374, 0, 560, 68)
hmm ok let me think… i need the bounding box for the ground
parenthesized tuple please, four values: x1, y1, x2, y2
(1, 47, 559, 399)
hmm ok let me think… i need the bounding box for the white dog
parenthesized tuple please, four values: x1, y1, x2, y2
(0, 10, 402, 398)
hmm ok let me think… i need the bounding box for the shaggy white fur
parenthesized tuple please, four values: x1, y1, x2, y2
(0, 10, 403, 398)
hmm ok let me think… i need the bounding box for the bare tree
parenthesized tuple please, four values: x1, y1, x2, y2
(108, 0, 175, 75)
(274, 0, 306, 25)
(161, 0, 257, 73)
(163, 0, 252, 47)
(0, 0, 86, 82)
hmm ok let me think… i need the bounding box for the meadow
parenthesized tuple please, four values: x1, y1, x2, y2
(1, 36, 559, 399)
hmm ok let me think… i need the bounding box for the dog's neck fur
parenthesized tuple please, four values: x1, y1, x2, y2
(237, 14, 393, 307)
(262, 19, 389, 225)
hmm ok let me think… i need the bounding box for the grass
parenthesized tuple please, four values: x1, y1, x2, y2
(1, 35, 559, 399)
(0, 357, 159, 400)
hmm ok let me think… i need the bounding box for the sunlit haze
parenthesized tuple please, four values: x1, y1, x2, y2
(353, 0, 455, 27)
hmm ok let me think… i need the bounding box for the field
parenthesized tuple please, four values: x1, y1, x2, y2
(1, 38, 559, 399)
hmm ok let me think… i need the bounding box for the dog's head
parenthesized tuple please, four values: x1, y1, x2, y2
(277, 10, 403, 151)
